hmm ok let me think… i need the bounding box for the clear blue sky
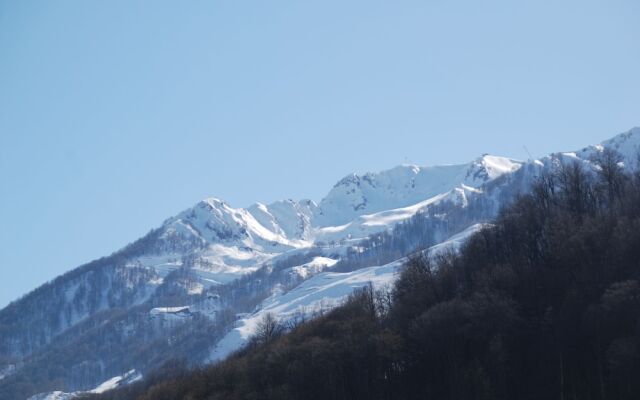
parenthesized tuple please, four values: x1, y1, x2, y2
(1, 0, 639, 308)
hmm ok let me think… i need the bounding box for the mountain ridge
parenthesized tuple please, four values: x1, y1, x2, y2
(3, 127, 640, 400)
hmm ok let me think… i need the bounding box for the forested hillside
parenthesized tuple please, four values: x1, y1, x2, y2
(89, 151, 640, 400)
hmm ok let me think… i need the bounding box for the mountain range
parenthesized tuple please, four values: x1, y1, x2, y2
(1, 128, 639, 400)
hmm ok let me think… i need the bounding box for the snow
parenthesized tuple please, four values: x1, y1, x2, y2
(15, 128, 640, 398)
(150, 306, 191, 315)
(316, 222, 352, 236)
(0, 364, 16, 381)
(248, 199, 317, 241)
(149, 295, 221, 321)
(289, 256, 338, 279)
(579, 127, 640, 164)
(132, 152, 524, 289)
(313, 186, 482, 243)
(165, 197, 312, 251)
(480, 155, 522, 179)
(188, 281, 204, 295)
(209, 224, 485, 363)
(314, 156, 522, 227)
(27, 392, 77, 400)
(27, 370, 141, 400)
(89, 370, 139, 394)
(129, 249, 268, 287)
(209, 259, 402, 362)
(426, 223, 488, 258)
(360, 193, 449, 227)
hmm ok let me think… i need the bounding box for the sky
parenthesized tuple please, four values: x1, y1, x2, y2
(0, 0, 639, 308)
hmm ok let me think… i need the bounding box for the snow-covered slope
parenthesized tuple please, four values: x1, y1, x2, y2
(205, 128, 640, 362)
(314, 155, 521, 227)
(2, 127, 639, 400)
(28, 370, 141, 400)
(209, 223, 489, 361)
(576, 127, 640, 164)
(115, 155, 522, 287)
(209, 259, 403, 362)
(247, 199, 318, 242)
(118, 127, 640, 288)
(426, 223, 488, 258)
(123, 198, 318, 286)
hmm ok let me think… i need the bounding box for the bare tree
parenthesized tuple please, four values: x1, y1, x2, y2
(285, 308, 307, 331)
(253, 312, 282, 345)
(591, 147, 625, 207)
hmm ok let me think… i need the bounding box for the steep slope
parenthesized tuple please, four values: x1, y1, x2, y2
(94, 158, 640, 400)
(313, 155, 521, 227)
(2, 127, 639, 400)
(209, 223, 486, 362)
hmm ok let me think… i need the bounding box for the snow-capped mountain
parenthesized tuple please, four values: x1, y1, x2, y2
(98, 155, 521, 293)
(314, 155, 521, 227)
(118, 154, 522, 286)
(2, 127, 639, 400)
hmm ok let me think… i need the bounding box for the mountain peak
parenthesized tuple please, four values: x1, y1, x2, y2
(572, 127, 640, 165)
(314, 156, 522, 227)
(469, 154, 522, 181)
